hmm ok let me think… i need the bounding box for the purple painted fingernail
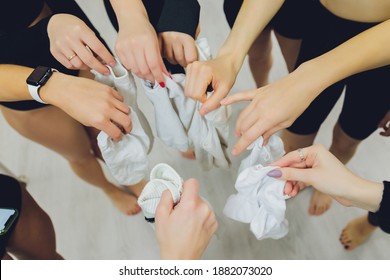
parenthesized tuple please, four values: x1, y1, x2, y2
(266, 169, 282, 178)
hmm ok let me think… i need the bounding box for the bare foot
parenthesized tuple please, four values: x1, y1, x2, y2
(308, 189, 333, 215)
(104, 186, 141, 215)
(180, 147, 196, 160)
(339, 215, 377, 250)
(127, 179, 147, 197)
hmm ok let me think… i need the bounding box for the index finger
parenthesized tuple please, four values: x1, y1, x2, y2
(232, 121, 265, 155)
(270, 148, 311, 168)
(146, 45, 168, 84)
(83, 32, 115, 67)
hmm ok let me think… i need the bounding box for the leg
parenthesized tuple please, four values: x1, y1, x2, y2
(274, 32, 302, 72)
(1, 105, 141, 215)
(6, 186, 62, 259)
(247, 28, 273, 87)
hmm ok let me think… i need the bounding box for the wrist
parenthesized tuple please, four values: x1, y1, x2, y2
(38, 72, 66, 105)
(216, 48, 243, 75)
(347, 176, 383, 212)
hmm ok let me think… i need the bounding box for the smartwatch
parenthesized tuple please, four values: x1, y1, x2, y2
(26, 66, 57, 104)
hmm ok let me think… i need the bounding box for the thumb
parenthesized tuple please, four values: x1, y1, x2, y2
(200, 84, 230, 116)
(267, 167, 313, 185)
(155, 190, 174, 221)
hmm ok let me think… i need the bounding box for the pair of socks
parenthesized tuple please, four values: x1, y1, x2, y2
(223, 135, 289, 240)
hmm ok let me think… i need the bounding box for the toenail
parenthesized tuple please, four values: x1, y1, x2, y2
(344, 246, 349, 249)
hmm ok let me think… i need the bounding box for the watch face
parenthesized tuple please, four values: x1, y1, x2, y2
(26, 66, 52, 86)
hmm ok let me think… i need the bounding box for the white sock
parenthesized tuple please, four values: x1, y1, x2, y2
(138, 163, 183, 223)
(97, 106, 150, 185)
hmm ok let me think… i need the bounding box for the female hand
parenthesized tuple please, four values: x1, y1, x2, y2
(159, 32, 198, 67)
(40, 72, 131, 141)
(185, 55, 238, 116)
(268, 144, 383, 212)
(48, 14, 115, 75)
(114, 14, 168, 85)
(155, 179, 218, 260)
(222, 67, 320, 156)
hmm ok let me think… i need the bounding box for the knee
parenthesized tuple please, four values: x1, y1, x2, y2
(248, 32, 273, 63)
(331, 125, 361, 156)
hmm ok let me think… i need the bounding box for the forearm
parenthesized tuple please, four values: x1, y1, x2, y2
(109, 0, 148, 25)
(0, 65, 34, 102)
(296, 19, 390, 98)
(346, 176, 383, 213)
(218, 0, 284, 71)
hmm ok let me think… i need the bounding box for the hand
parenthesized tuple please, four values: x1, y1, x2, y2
(185, 55, 238, 116)
(268, 144, 383, 212)
(48, 14, 115, 75)
(159, 32, 198, 67)
(40, 72, 131, 141)
(114, 14, 168, 84)
(378, 110, 390, 137)
(155, 179, 218, 260)
(222, 69, 319, 156)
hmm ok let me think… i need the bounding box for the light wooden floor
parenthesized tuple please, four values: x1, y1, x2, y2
(1, 0, 389, 260)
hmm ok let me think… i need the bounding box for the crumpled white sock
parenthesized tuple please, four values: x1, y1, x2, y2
(239, 135, 285, 173)
(138, 163, 183, 223)
(141, 78, 190, 152)
(97, 106, 150, 185)
(92, 58, 154, 152)
(223, 135, 289, 240)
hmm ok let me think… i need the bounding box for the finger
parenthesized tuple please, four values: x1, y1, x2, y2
(378, 115, 389, 128)
(68, 54, 89, 70)
(145, 47, 166, 84)
(74, 42, 110, 74)
(232, 121, 265, 155)
(172, 42, 186, 67)
(108, 88, 124, 102)
(183, 39, 198, 66)
(155, 190, 174, 222)
(110, 110, 132, 134)
(283, 181, 294, 196)
(132, 49, 152, 81)
(102, 121, 123, 142)
(54, 52, 75, 69)
(180, 178, 200, 202)
(236, 109, 260, 136)
(235, 101, 257, 135)
(262, 126, 282, 146)
(220, 90, 257, 105)
(83, 33, 115, 66)
(271, 148, 311, 168)
(112, 98, 130, 115)
(163, 43, 178, 65)
(185, 62, 211, 102)
(271, 167, 313, 186)
(200, 84, 230, 116)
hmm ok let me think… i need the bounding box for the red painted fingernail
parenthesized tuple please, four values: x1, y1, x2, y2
(159, 82, 165, 88)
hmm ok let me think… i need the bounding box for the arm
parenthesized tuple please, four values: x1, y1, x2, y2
(224, 19, 390, 155)
(155, 179, 217, 259)
(185, 0, 284, 115)
(269, 144, 384, 213)
(0, 64, 131, 141)
(109, 0, 168, 84)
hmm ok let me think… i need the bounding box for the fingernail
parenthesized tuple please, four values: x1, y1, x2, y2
(344, 245, 349, 250)
(231, 148, 238, 156)
(266, 169, 282, 178)
(104, 71, 110, 76)
(235, 131, 240, 137)
(159, 82, 165, 88)
(109, 61, 116, 67)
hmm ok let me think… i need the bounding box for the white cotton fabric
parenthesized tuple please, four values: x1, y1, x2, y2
(140, 38, 231, 169)
(223, 135, 289, 240)
(97, 106, 150, 185)
(138, 163, 183, 222)
(92, 58, 154, 152)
